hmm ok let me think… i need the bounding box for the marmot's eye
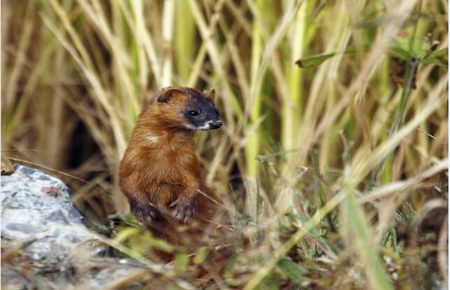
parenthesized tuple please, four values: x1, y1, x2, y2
(189, 110, 199, 116)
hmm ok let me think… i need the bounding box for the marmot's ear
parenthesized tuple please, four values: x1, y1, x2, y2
(206, 88, 216, 100)
(156, 88, 183, 103)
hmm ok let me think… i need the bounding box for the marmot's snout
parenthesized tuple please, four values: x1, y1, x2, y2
(209, 119, 222, 129)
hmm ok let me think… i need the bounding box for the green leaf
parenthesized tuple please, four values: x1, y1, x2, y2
(388, 37, 429, 60)
(193, 246, 209, 264)
(422, 48, 448, 66)
(151, 238, 174, 253)
(255, 274, 281, 290)
(296, 47, 358, 68)
(295, 52, 338, 68)
(174, 252, 190, 272)
(276, 258, 307, 283)
(114, 227, 140, 243)
(388, 46, 413, 61)
(341, 187, 394, 290)
(167, 283, 183, 290)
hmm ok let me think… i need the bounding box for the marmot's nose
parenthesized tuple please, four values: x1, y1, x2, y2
(210, 119, 222, 129)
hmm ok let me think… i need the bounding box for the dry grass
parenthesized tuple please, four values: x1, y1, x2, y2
(2, 0, 448, 289)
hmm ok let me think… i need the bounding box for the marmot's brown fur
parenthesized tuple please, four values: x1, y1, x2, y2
(119, 87, 225, 254)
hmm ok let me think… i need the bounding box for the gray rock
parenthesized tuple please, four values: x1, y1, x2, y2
(1, 165, 148, 290)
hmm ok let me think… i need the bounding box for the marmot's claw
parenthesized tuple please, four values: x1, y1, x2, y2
(170, 196, 197, 223)
(129, 199, 157, 225)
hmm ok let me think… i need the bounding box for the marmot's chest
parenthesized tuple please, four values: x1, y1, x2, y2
(150, 150, 198, 177)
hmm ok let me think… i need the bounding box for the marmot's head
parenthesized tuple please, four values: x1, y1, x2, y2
(149, 87, 222, 131)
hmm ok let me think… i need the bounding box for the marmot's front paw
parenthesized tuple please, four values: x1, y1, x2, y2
(169, 196, 197, 223)
(129, 199, 157, 225)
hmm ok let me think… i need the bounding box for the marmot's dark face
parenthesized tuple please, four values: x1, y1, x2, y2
(153, 87, 222, 131)
(184, 93, 222, 131)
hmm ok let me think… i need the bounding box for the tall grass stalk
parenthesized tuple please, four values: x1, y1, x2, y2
(245, 0, 264, 180)
(282, 2, 305, 153)
(175, 0, 195, 83)
(2, 1, 34, 150)
(161, 0, 175, 87)
(341, 187, 394, 290)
